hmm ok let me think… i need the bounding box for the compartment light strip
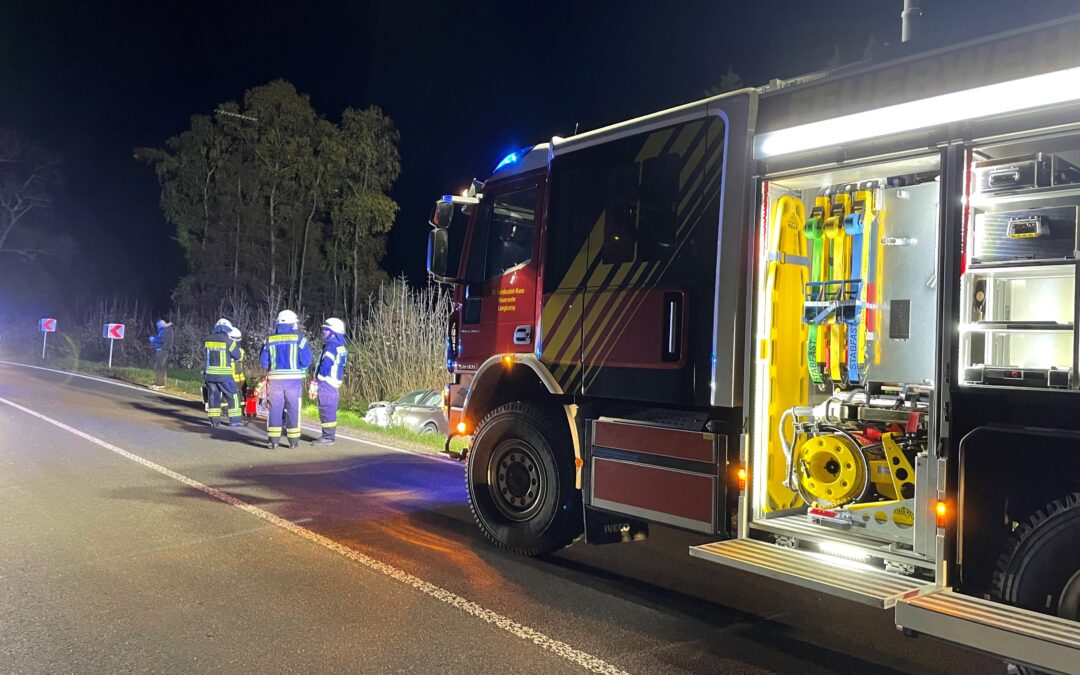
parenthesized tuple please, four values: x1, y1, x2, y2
(756, 66, 1080, 158)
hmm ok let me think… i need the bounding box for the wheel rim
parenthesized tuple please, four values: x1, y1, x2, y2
(487, 439, 546, 522)
(1059, 569, 1080, 620)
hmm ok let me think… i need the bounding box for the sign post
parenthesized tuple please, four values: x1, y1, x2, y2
(39, 318, 57, 359)
(102, 323, 125, 368)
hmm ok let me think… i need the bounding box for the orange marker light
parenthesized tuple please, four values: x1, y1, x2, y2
(501, 354, 514, 368)
(935, 500, 948, 528)
(737, 468, 747, 491)
(456, 421, 469, 435)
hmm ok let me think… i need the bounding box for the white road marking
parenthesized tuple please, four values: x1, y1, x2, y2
(0, 395, 629, 675)
(0, 360, 192, 401)
(0, 360, 462, 466)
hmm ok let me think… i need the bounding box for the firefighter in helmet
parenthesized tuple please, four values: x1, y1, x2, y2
(311, 317, 347, 446)
(259, 310, 312, 449)
(228, 326, 249, 422)
(203, 318, 244, 428)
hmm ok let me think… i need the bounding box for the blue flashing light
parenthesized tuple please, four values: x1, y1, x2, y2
(494, 151, 519, 172)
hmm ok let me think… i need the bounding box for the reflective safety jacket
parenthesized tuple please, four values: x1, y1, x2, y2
(259, 327, 312, 380)
(232, 347, 246, 386)
(204, 327, 242, 383)
(316, 332, 347, 388)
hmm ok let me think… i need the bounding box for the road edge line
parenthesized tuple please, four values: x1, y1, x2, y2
(0, 394, 628, 675)
(0, 360, 193, 401)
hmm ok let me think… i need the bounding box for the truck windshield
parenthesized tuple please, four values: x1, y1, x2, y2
(466, 186, 538, 280)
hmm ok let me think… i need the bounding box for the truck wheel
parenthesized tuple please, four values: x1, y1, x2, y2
(993, 492, 1080, 673)
(994, 492, 1080, 619)
(466, 401, 582, 556)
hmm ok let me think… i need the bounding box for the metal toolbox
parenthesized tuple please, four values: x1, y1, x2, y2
(974, 153, 1080, 194)
(972, 204, 1079, 264)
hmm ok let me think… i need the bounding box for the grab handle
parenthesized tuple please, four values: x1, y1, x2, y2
(662, 292, 683, 362)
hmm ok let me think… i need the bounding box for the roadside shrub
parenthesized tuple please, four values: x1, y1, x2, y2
(345, 276, 451, 404)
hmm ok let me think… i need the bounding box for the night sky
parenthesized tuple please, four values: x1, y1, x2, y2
(3, 0, 1079, 312)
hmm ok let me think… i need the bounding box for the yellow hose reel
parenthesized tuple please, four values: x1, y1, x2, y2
(794, 433, 867, 508)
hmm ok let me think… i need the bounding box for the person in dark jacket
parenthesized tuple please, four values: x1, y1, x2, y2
(203, 318, 244, 428)
(148, 319, 174, 390)
(311, 317, 347, 446)
(259, 310, 312, 449)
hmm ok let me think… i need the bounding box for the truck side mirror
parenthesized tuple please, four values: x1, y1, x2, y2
(430, 201, 455, 229)
(427, 228, 450, 279)
(427, 196, 476, 284)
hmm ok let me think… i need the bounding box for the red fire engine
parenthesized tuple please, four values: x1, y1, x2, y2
(428, 15, 1080, 673)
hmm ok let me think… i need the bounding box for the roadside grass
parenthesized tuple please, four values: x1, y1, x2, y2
(40, 357, 468, 455)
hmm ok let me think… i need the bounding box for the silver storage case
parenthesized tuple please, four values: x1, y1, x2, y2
(972, 204, 1079, 264)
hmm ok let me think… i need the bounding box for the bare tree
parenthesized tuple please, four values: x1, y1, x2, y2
(0, 130, 60, 260)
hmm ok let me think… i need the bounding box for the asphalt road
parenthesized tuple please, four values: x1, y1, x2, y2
(0, 362, 1000, 674)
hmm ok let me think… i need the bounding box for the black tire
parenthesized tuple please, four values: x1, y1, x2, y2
(993, 492, 1080, 673)
(421, 422, 438, 435)
(466, 401, 582, 556)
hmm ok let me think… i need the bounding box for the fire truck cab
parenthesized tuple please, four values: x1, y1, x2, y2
(428, 16, 1080, 673)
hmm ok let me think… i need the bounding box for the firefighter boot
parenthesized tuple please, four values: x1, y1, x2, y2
(310, 434, 335, 446)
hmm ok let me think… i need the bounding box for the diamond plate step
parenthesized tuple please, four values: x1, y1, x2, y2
(896, 590, 1080, 675)
(689, 538, 932, 608)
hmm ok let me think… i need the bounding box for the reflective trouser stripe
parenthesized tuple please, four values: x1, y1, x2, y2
(208, 409, 221, 417)
(268, 426, 282, 435)
(227, 391, 241, 417)
(321, 421, 337, 428)
(286, 428, 301, 438)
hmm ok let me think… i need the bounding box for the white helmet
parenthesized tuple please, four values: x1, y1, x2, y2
(322, 317, 345, 335)
(276, 309, 299, 325)
(228, 327, 242, 340)
(215, 318, 233, 329)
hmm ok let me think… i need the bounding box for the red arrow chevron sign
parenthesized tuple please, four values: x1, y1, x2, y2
(39, 318, 57, 332)
(103, 323, 125, 340)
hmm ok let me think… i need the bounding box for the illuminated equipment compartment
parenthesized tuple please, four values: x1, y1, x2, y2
(962, 133, 1080, 391)
(751, 155, 940, 563)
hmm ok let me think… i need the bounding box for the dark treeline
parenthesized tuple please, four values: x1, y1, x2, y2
(135, 80, 400, 329)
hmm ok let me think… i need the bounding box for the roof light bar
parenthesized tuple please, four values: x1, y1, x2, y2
(756, 66, 1080, 158)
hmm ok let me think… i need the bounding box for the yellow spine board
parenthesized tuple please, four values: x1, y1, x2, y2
(853, 190, 875, 376)
(810, 197, 831, 383)
(824, 193, 851, 383)
(765, 195, 808, 511)
(873, 209, 886, 366)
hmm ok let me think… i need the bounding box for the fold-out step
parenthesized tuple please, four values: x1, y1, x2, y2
(689, 538, 933, 608)
(896, 590, 1080, 675)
